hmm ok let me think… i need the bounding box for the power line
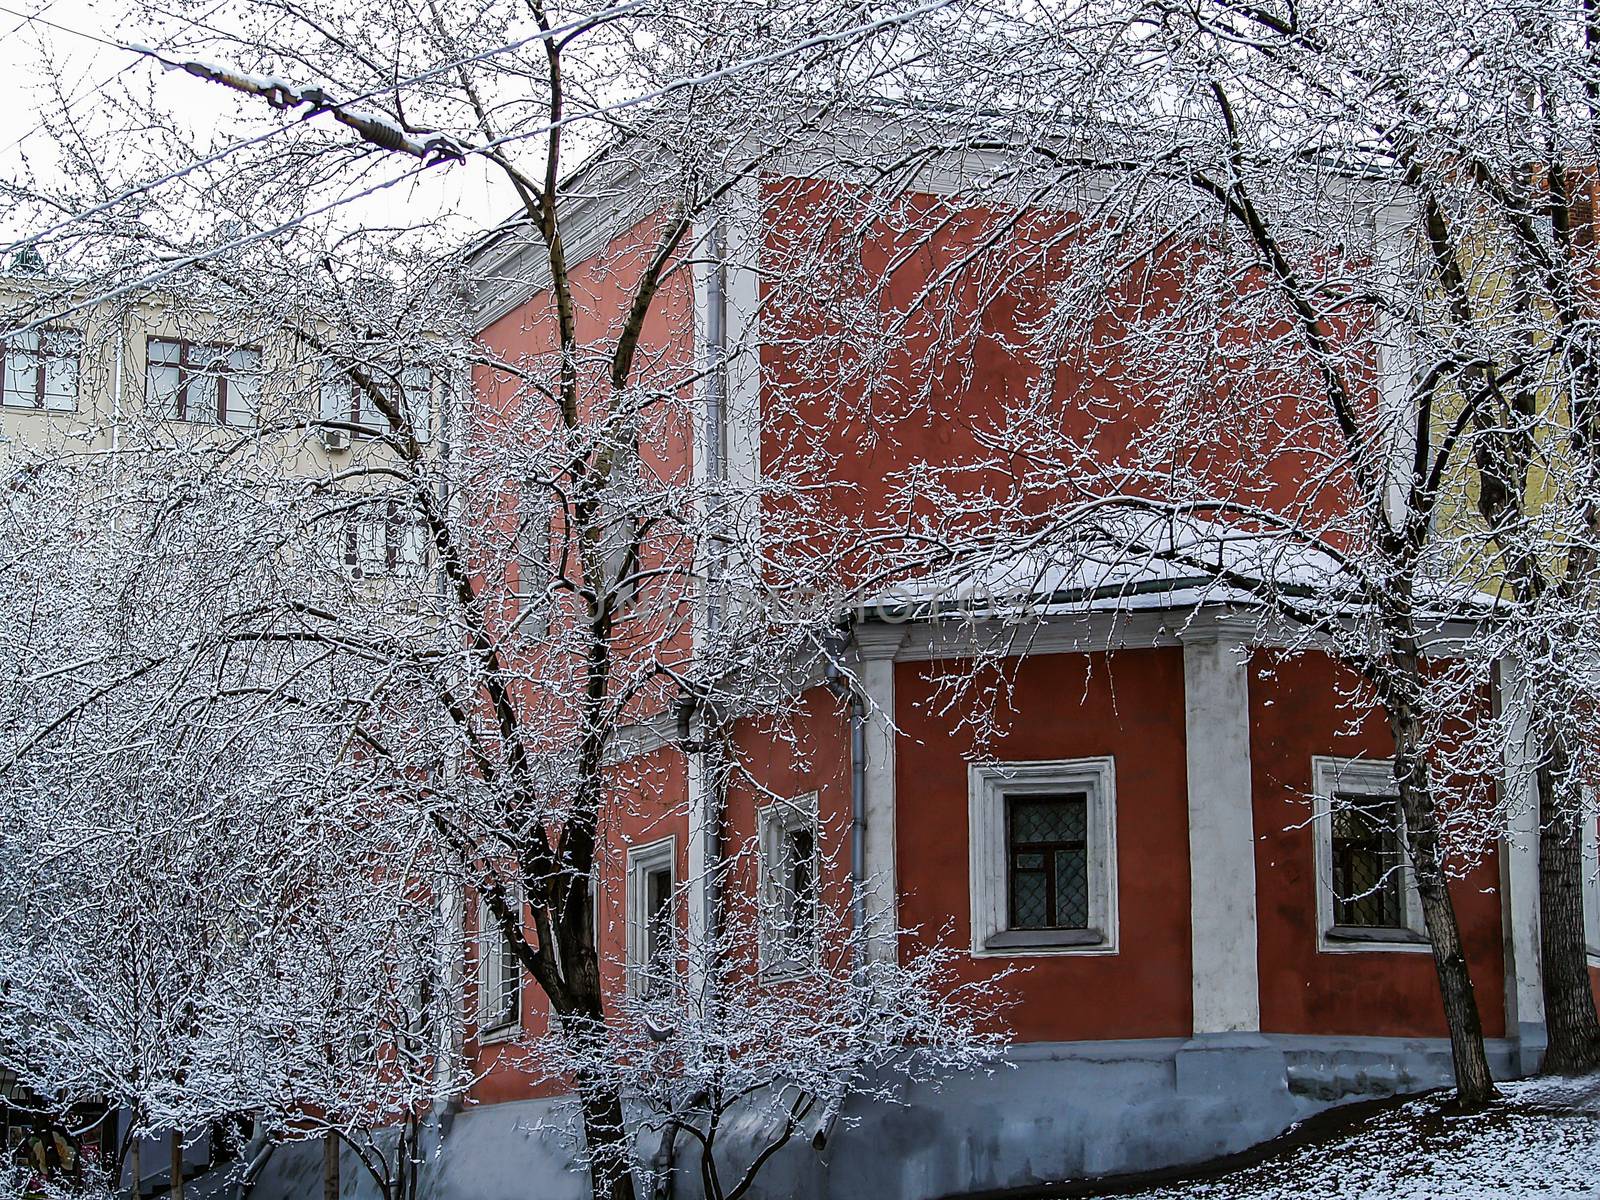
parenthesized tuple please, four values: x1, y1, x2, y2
(0, 0, 234, 160)
(0, 2, 125, 50)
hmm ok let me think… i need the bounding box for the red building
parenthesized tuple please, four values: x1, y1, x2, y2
(415, 141, 1600, 1200)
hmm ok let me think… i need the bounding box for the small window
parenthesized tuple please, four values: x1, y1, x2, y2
(1312, 757, 1427, 952)
(476, 891, 521, 1038)
(319, 362, 433, 443)
(1007, 794, 1089, 931)
(146, 337, 260, 426)
(343, 499, 427, 580)
(509, 498, 553, 636)
(2, 328, 81, 411)
(626, 837, 675, 997)
(969, 759, 1117, 955)
(1330, 798, 1405, 929)
(760, 794, 819, 973)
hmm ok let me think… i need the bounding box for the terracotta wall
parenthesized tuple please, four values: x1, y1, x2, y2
(1248, 650, 1508, 1039)
(892, 648, 1195, 1042)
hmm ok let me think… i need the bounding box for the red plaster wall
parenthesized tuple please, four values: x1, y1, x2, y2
(1249, 651, 1508, 1039)
(722, 686, 854, 919)
(892, 648, 1194, 1043)
(465, 746, 689, 1106)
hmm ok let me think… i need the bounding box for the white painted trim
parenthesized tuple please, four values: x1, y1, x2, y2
(1310, 757, 1429, 954)
(475, 889, 522, 1042)
(757, 791, 820, 976)
(857, 648, 900, 961)
(967, 758, 1119, 958)
(1181, 628, 1262, 1035)
(1497, 654, 1545, 1033)
(625, 835, 677, 997)
(1583, 814, 1599, 962)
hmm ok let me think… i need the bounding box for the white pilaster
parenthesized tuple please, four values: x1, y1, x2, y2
(854, 626, 905, 960)
(1181, 618, 1263, 1036)
(686, 731, 714, 979)
(1497, 655, 1546, 1072)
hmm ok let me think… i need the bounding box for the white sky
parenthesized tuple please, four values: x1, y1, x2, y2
(0, 0, 517, 257)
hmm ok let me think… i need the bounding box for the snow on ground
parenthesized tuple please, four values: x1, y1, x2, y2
(1102, 1075, 1600, 1199)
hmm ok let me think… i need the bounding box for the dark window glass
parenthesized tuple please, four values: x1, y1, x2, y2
(642, 865, 673, 992)
(1007, 793, 1089, 930)
(783, 826, 815, 945)
(1331, 794, 1405, 928)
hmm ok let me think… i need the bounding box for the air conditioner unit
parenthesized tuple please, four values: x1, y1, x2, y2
(318, 426, 351, 452)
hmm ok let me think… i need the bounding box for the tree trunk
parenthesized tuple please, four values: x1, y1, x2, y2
(170, 1131, 184, 1200)
(1392, 721, 1498, 1109)
(1536, 746, 1600, 1074)
(577, 1082, 636, 1200)
(130, 1138, 141, 1200)
(323, 1133, 340, 1200)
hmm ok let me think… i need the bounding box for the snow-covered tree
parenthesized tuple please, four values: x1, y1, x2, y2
(0, 3, 988, 1198)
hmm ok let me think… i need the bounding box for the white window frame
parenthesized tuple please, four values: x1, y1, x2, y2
(146, 337, 260, 426)
(1312, 756, 1428, 954)
(968, 758, 1118, 957)
(343, 498, 427, 581)
(475, 889, 522, 1041)
(626, 836, 676, 997)
(2, 327, 81, 412)
(1584, 814, 1599, 964)
(318, 361, 434, 443)
(758, 792, 820, 976)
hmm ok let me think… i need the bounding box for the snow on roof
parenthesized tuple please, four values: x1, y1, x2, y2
(859, 507, 1501, 625)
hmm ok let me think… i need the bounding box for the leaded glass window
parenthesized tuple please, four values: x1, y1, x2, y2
(1006, 793, 1089, 930)
(1330, 793, 1405, 929)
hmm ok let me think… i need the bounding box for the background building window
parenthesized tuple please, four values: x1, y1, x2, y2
(1312, 757, 1427, 951)
(626, 837, 675, 997)
(476, 892, 521, 1037)
(146, 337, 260, 425)
(760, 794, 818, 972)
(2, 328, 80, 411)
(510, 498, 553, 635)
(319, 362, 433, 442)
(343, 499, 427, 580)
(968, 758, 1117, 956)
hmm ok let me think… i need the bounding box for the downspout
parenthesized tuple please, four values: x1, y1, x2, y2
(654, 216, 731, 1200)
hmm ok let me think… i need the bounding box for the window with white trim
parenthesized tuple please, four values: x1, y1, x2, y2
(1312, 757, 1427, 951)
(146, 337, 261, 425)
(626, 837, 675, 996)
(318, 361, 433, 442)
(759, 793, 818, 974)
(969, 758, 1117, 955)
(476, 891, 521, 1038)
(2, 328, 80, 411)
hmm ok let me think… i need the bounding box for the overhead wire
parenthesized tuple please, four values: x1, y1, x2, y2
(0, 0, 235, 160)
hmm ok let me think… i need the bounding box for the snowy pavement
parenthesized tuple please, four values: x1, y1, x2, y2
(1102, 1076, 1600, 1199)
